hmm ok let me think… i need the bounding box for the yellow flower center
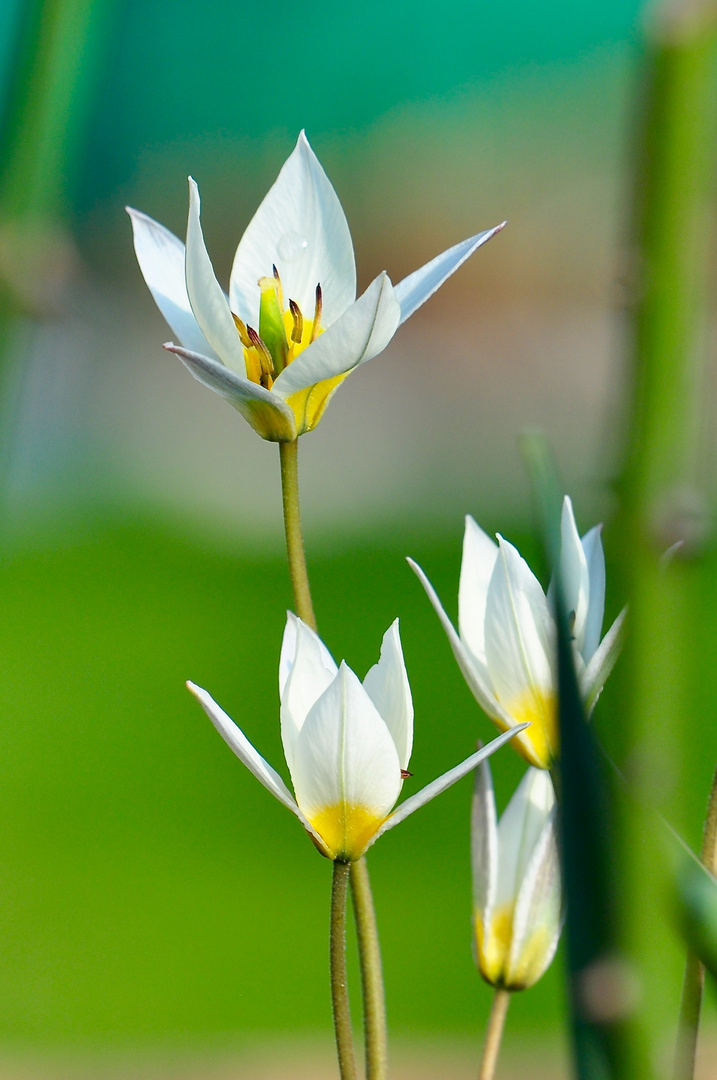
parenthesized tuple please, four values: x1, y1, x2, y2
(496, 686, 557, 769)
(231, 269, 323, 388)
(308, 802, 386, 862)
(232, 269, 347, 435)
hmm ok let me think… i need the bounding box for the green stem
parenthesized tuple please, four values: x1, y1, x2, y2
(615, 0, 717, 1067)
(674, 763, 717, 1080)
(277, 440, 389, 1072)
(478, 988, 511, 1080)
(331, 860, 358, 1080)
(278, 439, 316, 630)
(350, 858, 388, 1080)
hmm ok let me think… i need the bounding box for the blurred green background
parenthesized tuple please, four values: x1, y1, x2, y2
(4, 0, 714, 1072)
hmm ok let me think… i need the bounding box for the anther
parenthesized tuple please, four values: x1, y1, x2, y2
(289, 299, 304, 344)
(232, 313, 253, 349)
(400, 769, 413, 779)
(247, 326, 275, 387)
(311, 283, 322, 342)
(272, 264, 284, 311)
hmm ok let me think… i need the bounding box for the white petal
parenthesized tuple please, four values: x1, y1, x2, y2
(484, 537, 554, 709)
(581, 607, 627, 714)
(127, 208, 219, 360)
(409, 556, 544, 766)
(291, 663, 401, 822)
(458, 515, 499, 664)
(496, 768, 555, 908)
(372, 724, 529, 843)
(394, 224, 505, 326)
(279, 612, 337, 697)
(280, 617, 338, 773)
(162, 343, 296, 441)
(186, 680, 329, 854)
(185, 178, 247, 374)
(271, 272, 400, 399)
(230, 131, 356, 327)
(408, 558, 513, 727)
(363, 619, 413, 771)
(580, 524, 606, 663)
(557, 496, 591, 660)
(506, 807, 562, 989)
(471, 756, 498, 924)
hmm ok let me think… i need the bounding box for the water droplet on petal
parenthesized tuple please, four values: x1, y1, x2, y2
(277, 231, 308, 263)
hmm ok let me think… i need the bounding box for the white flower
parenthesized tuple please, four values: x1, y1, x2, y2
(409, 496, 625, 768)
(188, 614, 526, 861)
(128, 131, 503, 441)
(472, 758, 562, 991)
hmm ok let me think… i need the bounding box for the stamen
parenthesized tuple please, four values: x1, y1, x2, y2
(247, 325, 275, 387)
(311, 283, 322, 343)
(232, 313, 252, 349)
(289, 299, 304, 344)
(272, 264, 284, 311)
(400, 769, 413, 779)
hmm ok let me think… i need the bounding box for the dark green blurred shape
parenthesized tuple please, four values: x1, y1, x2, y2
(676, 858, 717, 984)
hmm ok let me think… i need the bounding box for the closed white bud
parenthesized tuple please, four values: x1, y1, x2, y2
(471, 759, 562, 990)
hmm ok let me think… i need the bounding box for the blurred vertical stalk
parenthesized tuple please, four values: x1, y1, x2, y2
(0, 0, 115, 498)
(673, 764, 717, 1079)
(617, 0, 717, 1065)
(523, 433, 651, 1079)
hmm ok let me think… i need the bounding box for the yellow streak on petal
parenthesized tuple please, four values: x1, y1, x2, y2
(505, 925, 554, 991)
(497, 687, 557, 769)
(475, 903, 553, 991)
(235, 399, 295, 442)
(287, 372, 348, 435)
(475, 903, 513, 987)
(308, 802, 386, 862)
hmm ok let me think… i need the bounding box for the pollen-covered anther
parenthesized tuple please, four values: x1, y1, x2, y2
(247, 325, 275, 387)
(400, 769, 412, 779)
(288, 299, 304, 344)
(231, 312, 252, 349)
(311, 283, 323, 343)
(272, 264, 284, 309)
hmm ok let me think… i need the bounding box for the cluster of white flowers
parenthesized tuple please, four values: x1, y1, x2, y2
(130, 132, 623, 1025)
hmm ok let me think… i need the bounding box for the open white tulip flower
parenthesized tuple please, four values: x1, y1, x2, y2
(472, 758, 562, 991)
(188, 613, 526, 862)
(409, 496, 625, 769)
(128, 131, 504, 441)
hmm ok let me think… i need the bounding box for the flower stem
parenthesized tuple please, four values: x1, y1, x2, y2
(278, 439, 316, 630)
(478, 988, 511, 1080)
(331, 860, 358, 1080)
(350, 857, 388, 1080)
(673, 762, 717, 1080)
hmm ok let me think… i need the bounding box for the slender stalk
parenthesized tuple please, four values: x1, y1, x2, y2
(478, 988, 511, 1080)
(277, 439, 389, 1072)
(674, 763, 717, 1080)
(331, 860, 358, 1080)
(278, 439, 316, 630)
(350, 857, 387, 1080)
(615, 0, 717, 1067)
